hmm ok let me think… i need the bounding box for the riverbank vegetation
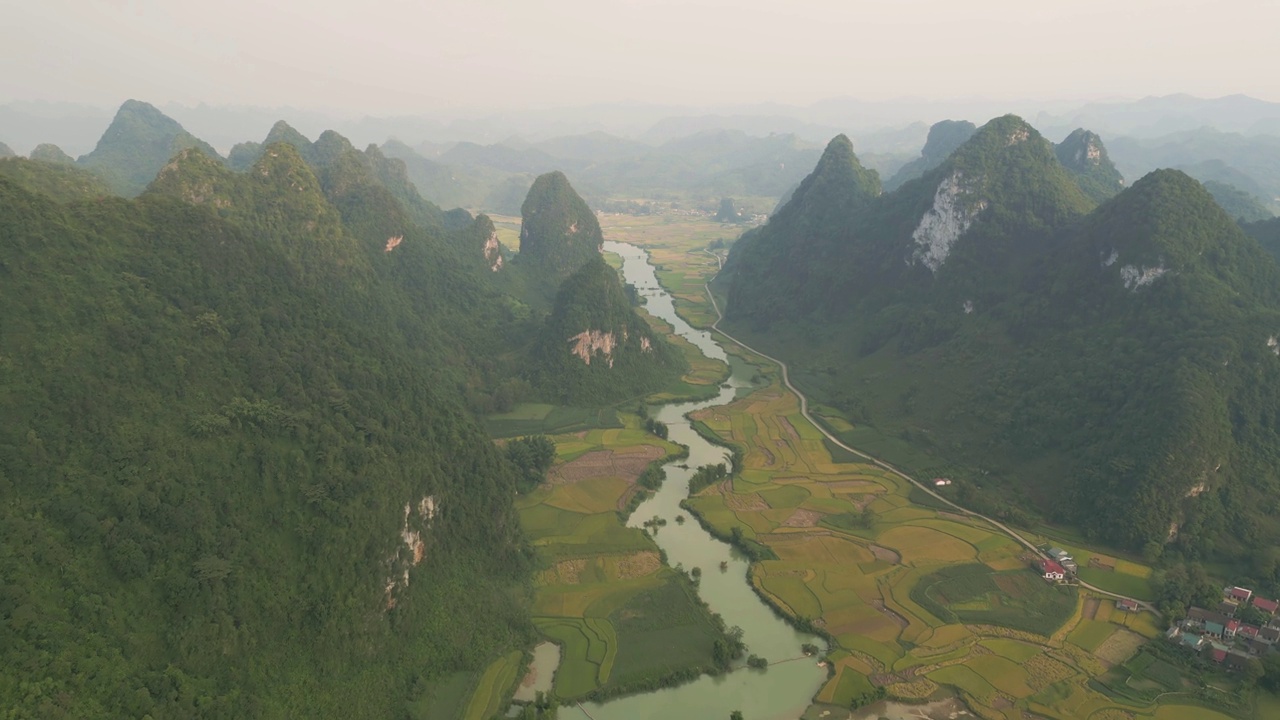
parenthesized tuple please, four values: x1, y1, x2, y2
(507, 411, 742, 705)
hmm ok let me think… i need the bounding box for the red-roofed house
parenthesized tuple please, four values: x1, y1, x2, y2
(1240, 624, 1261, 640)
(1226, 619, 1241, 637)
(1116, 599, 1140, 612)
(1253, 597, 1279, 615)
(1227, 586, 1253, 603)
(1040, 558, 1065, 581)
(1211, 648, 1228, 663)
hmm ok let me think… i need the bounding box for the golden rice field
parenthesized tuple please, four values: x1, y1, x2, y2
(602, 219, 1239, 719)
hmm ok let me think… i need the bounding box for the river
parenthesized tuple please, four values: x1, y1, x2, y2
(566, 242, 827, 720)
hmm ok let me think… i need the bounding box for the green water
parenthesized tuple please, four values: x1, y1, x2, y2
(570, 243, 827, 720)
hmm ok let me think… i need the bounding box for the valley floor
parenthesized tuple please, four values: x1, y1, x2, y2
(452, 213, 1271, 720)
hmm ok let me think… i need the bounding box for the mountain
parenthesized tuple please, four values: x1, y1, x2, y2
(530, 256, 682, 404)
(1, 136, 538, 717)
(0, 141, 12, 158)
(722, 115, 1280, 562)
(727, 116, 1091, 328)
(381, 138, 529, 212)
(221, 124, 451, 230)
(1034, 93, 1280, 139)
(439, 141, 561, 174)
(1053, 129, 1125, 202)
(30, 143, 76, 165)
(0, 156, 111, 202)
(529, 131, 650, 162)
(883, 120, 976, 191)
(1107, 129, 1280, 212)
(77, 99, 222, 196)
(1203, 180, 1274, 223)
(1244, 217, 1280, 262)
(516, 171, 603, 281)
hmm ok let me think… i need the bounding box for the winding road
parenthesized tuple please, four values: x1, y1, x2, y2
(693, 248, 1155, 612)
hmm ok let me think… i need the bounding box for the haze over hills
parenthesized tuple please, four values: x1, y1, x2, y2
(722, 115, 1280, 570)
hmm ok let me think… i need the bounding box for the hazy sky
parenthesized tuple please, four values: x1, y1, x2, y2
(5, 0, 1279, 114)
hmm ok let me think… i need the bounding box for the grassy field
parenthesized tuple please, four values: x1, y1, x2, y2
(463, 651, 524, 720)
(514, 410, 725, 702)
(599, 216, 1239, 720)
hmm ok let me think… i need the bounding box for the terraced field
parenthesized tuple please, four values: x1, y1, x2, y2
(601, 218, 1243, 720)
(514, 413, 727, 702)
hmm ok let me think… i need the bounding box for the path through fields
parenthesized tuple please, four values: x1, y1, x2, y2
(696, 260, 1154, 612)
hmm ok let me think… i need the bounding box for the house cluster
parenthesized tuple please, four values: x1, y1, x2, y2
(1168, 586, 1280, 667)
(1035, 547, 1079, 582)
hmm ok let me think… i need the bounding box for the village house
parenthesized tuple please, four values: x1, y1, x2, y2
(1218, 600, 1240, 616)
(1116, 598, 1140, 612)
(1259, 627, 1280, 645)
(1226, 586, 1254, 603)
(1039, 558, 1065, 582)
(1204, 621, 1226, 639)
(1226, 619, 1241, 638)
(1045, 547, 1072, 563)
(1253, 596, 1279, 615)
(1240, 624, 1261, 641)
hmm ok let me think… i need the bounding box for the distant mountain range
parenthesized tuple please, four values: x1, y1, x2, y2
(5, 95, 1278, 218)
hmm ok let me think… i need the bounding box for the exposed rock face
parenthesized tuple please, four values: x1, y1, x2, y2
(1054, 129, 1125, 202)
(483, 229, 503, 271)
(911, 173, 987, 272)
(533, 256, 681, 404)
(568, 330, 618, 367)
(385, 495, 438, 609)
(1120, 263, 1168, 290)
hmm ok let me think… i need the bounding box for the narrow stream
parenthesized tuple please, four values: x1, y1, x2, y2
(569, 242, 827, 720)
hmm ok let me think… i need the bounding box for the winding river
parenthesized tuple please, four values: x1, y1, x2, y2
(567, 242, 827, 720)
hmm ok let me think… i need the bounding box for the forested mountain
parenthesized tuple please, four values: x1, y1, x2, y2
(0, 156, 112, 202)
(30, 143, 76, 165)
(1245, 217, 1280, 261)
(1108, 129, 1280, 213)
(0, 141, 13, 158)
(381, 139, 530, 215)
(530, 256, 683, 404)
(883, 120, 976, 191)
(722, 115, 1280, 566)
(1053, 128, 1125, 203)
(77, 99, 221, 196)
(1202, 180, 1274, 222)
(516, 171, 604, 281)
(0, 140, 539, 717)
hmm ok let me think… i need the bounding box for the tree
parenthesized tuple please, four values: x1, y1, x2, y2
(730, 712, 744, 720)
(716, 198, 741, 223)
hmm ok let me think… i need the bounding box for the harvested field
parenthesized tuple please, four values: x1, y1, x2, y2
(549, 446, 665, 484)
(782, 508, 825, 527)
(827, 479, 884, 490)
(613, 551, 661, 580)
(869, 544, 901, 564)
(553, 558, 587, 585)
(724, 492, 769, 511)
(1082, 596, 1100, 620)
(777, 415, 801, 441)
(1094, 628, 1145, 665)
